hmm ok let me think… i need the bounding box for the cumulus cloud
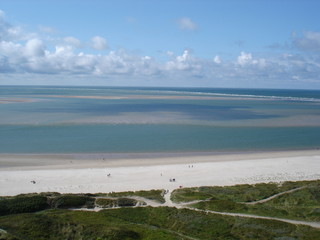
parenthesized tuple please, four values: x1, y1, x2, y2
(166, 50, 201, 72)
(236, 52, 267, 69)
(0, 10, 24, 41)
(24, 39, 45, 57)
(64, 36, 82, 48)
(91, 36, 107, 50)
(0, 9, 320, 88)
(213, 55, 221, 64)
(237, 52, 253, 65)
(177, 17, 197, 31)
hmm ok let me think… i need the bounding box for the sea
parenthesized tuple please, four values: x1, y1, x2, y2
(0, 86, 320, 154)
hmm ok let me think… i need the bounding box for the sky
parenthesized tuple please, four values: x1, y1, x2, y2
(1, 0, 320, 89)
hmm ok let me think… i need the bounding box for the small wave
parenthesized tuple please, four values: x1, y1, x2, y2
(12, 87, 320, 103)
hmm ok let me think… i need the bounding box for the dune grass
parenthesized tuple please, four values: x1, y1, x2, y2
(96, 189, 165, 203)
(1, 207, 320, 240)
(185, 180, 320, 221)
(0, 180, 320, 239)
(171, 180, 320, 204)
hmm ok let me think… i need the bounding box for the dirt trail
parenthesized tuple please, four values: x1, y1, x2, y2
(73, 191, 320, 229)
(187, 207, 320, 229)
(243, 186, 307, 205)
(164, 190, 320, 229)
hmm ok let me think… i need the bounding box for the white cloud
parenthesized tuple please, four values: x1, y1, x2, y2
(24, 38, 45, 57)
(177, 17, 197, 31)
(91, 36, 107, 50)
(0, 9, 320, 88)
(294, 31, 320, 52)
(0, 11, 22, 41)
(237, 52, 253, 65)
(213, 55, 221, 64)
(166, 51, 174, 57)
(167, 50, 193, 70)
(63, 36, 82, 48)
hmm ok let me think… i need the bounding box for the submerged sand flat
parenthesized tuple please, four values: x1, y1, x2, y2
(0, 98, 34, 104)
(0, 150, 319, 196)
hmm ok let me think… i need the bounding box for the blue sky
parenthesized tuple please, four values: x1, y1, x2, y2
(1, 0, 320, 89)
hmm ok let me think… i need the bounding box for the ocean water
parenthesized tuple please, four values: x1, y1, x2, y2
(0, 86, 320, 153)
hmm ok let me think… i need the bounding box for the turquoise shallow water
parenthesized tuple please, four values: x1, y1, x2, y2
(0, 86, 320, 153)
(1, 124, 320, 153)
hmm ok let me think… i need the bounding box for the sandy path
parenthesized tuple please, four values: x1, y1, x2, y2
(190, 208, 320, 229)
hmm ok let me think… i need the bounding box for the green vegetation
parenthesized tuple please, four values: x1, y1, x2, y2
(176, 180, 320, 221)
(0, 181, 320, 239)
(171, 180, 320, 203)
(98, 189, 165, 203)
(95, 198, 115, 208)
(1, 207, 320, 239)
(0, 193, 97, 216)
(96, 198, 145, 208)
(0, 195, 48, 215)
(0, 194, 147, 215)
(48, 195, 95, 209)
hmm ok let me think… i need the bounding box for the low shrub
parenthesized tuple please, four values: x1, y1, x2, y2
(96, 198, 140, 208)
(49, 195, 95, 209)
(95, 198, 115, 208)
(117, 198, 138, 207)
(105, 189, 165, 203)
(0, 195, 48, 215)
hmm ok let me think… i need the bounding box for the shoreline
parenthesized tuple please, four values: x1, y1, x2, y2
(0, 149, 319, 196)
(1, 149, 320, 170)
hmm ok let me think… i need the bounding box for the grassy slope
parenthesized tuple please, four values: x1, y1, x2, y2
(96, 189, 165, 203)
(173, 180, 320, 221)
(0, 180, 320, 239)
(1, 207, 320, 240)
(171, 180, 320, 203)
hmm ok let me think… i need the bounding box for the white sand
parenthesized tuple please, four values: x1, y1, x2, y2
(0, 150, 319, 196)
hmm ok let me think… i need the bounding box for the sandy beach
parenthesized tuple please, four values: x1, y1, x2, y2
(0, 150, 319, 196)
